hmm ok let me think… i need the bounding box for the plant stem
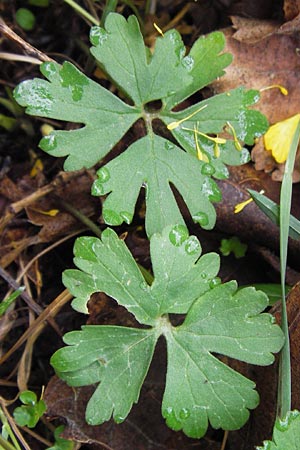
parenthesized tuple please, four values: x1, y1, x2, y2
(101, 0, 118, 26)
(58, 198, 103, 238)
(277, 119, 300, 418)
(0, 408, 22, 450)
(63, 0, 99, 25)
(0, 435, 18, 450)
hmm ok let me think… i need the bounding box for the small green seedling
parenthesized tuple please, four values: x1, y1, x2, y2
(13, 390, 46, 428)
(220, 236, 247, 258)
(15, 8, 36, 31)
(46, 426, 75, 450)
(256, 410, 300, 449)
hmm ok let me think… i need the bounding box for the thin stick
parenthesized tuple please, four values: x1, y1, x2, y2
(0, 289, 72, 365)
(63, 0, 100, 25)
(0, 18, 53, 62)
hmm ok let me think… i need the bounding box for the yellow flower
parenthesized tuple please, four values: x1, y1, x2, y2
(264, 113, 300, 164)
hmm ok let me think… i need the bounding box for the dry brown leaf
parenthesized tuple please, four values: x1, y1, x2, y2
(283, 0, 300, 21)
(230, 16, 278, 43)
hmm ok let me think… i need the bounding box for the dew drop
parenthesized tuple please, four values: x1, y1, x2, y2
(59, 62, 89, 102)
(40, 61, 58, 80)
(163, 406, 182, 431)
(168, 30, 180, 44)
(201, 163, 215, 176)
(164, 141, 174, 151)
(114, 415, 125, 424)
(185, 236, 200, 255)
(91, 180, 105, 196)
(163, 406, 173, 418)
(209, 277, 221, 288)
(179, 408, 190, 419)
(169, 224, 189, 247)
(201, 178, 222, 202)
(201, 272, 207, 279)
(97, 166, 110, 183)
(192, 211, 209, 227)
(139, 281, 149, 292)
(103, 209, 121, 226)
(120, 211, 133, 224)
(90, 26, 108, 46)
(182, 55, 194, 71)
(40, 133, 57, 152)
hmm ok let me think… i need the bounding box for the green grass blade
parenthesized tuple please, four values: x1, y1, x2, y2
(277, 119, 300, 418)
(248, 189, 300, 240)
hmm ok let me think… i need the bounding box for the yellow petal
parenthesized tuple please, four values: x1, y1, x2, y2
(234, 198, 253, 214)
(30, 158, 43, 177)
(264, 114, 300, 163)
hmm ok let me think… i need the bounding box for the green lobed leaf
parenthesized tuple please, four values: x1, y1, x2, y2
(256, 410, 300, 449)
(13, 13, 268, 237)
(51, 325, 157, 425)
(162, 281, 284, 438)
(90, 14, 192, 106)
(63, 227, 159, 322)
(164, 31, 232, 109)
(63, 226, 219, 319)
(54, 226, 284, 437)
(13, 391, 46, 428)
(14, 60, 140, 170)
(91, 134, 222, 236)
(161, 89, 268, 178)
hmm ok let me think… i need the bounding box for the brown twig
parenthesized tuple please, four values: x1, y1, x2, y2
(0, 17, 53, 63)
(0, 289, 72, 365)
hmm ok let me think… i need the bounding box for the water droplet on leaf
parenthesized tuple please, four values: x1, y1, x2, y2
(90, 26, 108, 46)
(40, 133, 57, 152)
(192, 211, 209, 227)
(164, 141, 174, 151)
(139, 281, 149, 292)
(41, 61, 58, 80)
(185, 236, 200, 255)
(97, 167, 110, 182)
(59, 62, 89, 101)
(201, 272, 207, 279)
(179, 408, 190, 419)
(201, 163, 215, 176)
(163, 406, 182, 431)
(114, 414, 126, 424)
(91, 180, 104, 196)
(103, 209, 121, 226)
(201, 178, 222, 202)
(120, 211, 133, 224)
(163, 406, 173, 418)
(209, 277, 221, 288)
(169, 225, 189, 246)
(182, 55, 194, 71)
